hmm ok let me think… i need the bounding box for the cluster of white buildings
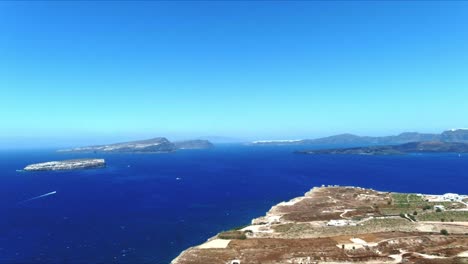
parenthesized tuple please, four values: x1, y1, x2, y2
(427, 193, 468, 211)
(426, 193, 467, 203)
(441, 193, 464, 202)
(327, 219, 357, 227)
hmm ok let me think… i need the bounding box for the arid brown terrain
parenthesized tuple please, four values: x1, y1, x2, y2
(172, 186, 468, 264)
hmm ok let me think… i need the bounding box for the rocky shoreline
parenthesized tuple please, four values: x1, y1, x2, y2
(171, 186, 468, 264)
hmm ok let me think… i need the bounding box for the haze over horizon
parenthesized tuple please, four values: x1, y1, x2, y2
(2, 1, 468, 148)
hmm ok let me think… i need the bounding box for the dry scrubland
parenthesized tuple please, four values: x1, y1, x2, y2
(172, 187, 468, 264)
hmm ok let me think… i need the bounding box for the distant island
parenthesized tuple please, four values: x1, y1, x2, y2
(24, 159, 106, 171)
(296, 141, 468, 155)
(172, 186, 468, 264)
(174, 139, 214, 149)
(58, 138, 214, 153)
(251, 129, 468, 146)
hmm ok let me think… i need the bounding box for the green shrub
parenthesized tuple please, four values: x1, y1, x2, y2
(231, 224, 250, 231)
(440, 229, 449, 236)
(218, 231, 247, 240)
(422, 205, 432, 211)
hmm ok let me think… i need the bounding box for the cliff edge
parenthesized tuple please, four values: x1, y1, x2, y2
(172, 186, 468, 264)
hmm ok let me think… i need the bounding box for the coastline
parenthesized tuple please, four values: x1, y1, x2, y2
(169, 188, 322, 264)
(171, 186, 468, 264)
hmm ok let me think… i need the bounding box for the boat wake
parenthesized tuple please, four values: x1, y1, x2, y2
(19, 191, 57, 204)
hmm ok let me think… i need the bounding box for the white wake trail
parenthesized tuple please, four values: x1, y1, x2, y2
(19, 191, 57, 204)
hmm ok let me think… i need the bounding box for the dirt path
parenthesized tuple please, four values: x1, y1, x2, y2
(340, 209, 354, 219)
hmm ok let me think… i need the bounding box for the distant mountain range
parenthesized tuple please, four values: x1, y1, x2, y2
(251, 129, 468, 146)
(58, 138, 213, 153)
(296, 141, 468, 155)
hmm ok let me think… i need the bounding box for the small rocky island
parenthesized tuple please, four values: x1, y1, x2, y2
(24, 159, 106, 171)
(296, 141, 468, 155)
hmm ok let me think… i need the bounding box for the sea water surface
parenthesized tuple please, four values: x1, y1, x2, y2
(0, 145, 467, 263)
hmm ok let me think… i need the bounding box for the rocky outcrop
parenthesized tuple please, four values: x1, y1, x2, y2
(24, 159, 106, 171)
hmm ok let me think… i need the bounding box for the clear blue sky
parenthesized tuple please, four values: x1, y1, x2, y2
(1, 1, 468, 147)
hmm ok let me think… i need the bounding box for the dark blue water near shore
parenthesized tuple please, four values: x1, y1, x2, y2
(0, 145, 467, 263)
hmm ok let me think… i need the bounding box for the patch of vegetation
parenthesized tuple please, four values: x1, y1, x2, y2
(382, 194, 465, 217)
(417, 211, 468, 222)
(440, 229, 449, 236)
(422, 205, 432, 211)
(230, 224, 250, 231)
(399, 212, 416, 221)
(218, 231, 247, 240)
(273, 223, 294, 233)
(279, 218, 414, 238)
(392, 193, 425, 208)
(356, 218, 408, 229)
(381, 208, 413, 215)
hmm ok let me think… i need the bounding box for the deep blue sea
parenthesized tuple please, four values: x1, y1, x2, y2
(0, 145, 467, 263)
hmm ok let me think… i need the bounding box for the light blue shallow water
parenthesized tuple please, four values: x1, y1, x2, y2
(0, 145, 467, 263)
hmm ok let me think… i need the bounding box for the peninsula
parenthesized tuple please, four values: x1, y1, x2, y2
(58, 138, 214, 153)
(296, 141, 468, 155)
(172, 186, 468, 264)
(24, 159, 106, 171)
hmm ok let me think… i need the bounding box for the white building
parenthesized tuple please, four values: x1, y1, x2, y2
(442, 193, 461, 201)
(327, 220, 357, 226)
